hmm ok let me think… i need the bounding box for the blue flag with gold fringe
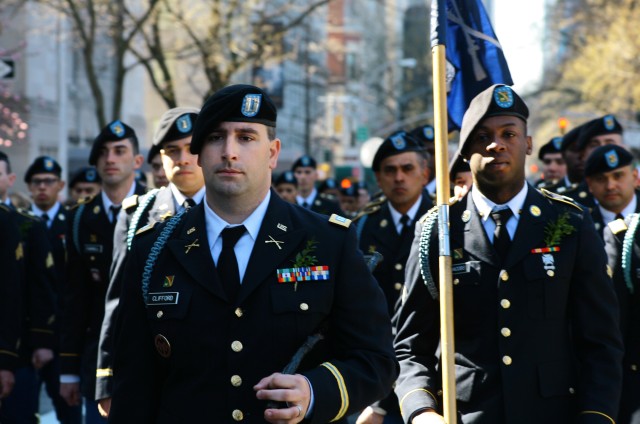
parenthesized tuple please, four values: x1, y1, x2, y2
(431, 0, 513, 130)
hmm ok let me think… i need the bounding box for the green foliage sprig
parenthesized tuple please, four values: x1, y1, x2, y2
(291, 239, 319, 291)
(543, 212, 575, 247)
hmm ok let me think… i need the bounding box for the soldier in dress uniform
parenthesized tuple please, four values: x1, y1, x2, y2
(0, 204, 23, 401)
(109, 84, 397, 423)
(25, 156, 82, 423)
(394, 84, 623, 424)
(94, 107, 203, 416)
(409, 124, 437, 200)
(543, 125, 584, 194)
(318, 177, 341, 200)
(353, 130, 432, 424)
(274, 170, 298, 204)
(0, 152, 57, 424)
(58, 120, 146, 424)
(338, 185, 360, 218)
(584, 144, 640, 238)
(148, 144, 169, 188)
(603, 213, 640, 424)
(67, 167, 102, 205)
(292, 155, 344, 216)
(450, 155, 473, 200)
(534, 137, 566, 188)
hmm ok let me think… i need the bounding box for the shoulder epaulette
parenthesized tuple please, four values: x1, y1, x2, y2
(539, 188, 583, 211)
(608, 218, 628, 235)
(328, 214, 351, 229)
(77, 194, 95, 205)
(352, 195, 387, 223)
(16, 208, 37, 220)
(135, 221, 157, 236)
(122, 194, 139, 212)
(0, 204, 9, 212)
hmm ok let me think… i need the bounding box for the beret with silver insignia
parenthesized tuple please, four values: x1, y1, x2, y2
(69, 166, 102, 188)
(153, 107, 200, 147)
(190, 84, 277, 155)
(292, 155, 317, 170)
(372, 130, 425, 172)
(584, 144, 633, 177)
(89, 120, 138, 165)
(577, 114, 623, 150)
(274, 170, 298, 187)
(538, 136, 563, 160)
(24, 156, 62, 183)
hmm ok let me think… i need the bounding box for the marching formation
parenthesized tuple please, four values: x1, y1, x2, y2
(0, 83, 638, 424)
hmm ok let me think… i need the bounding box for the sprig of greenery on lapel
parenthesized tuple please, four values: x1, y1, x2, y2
(291, 238, 318, 291)
(543, 212, 575, 247)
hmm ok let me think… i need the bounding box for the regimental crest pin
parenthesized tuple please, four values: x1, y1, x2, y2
(606, 149, 619, 168)
(109, 120, 125, 138)
(461, 210, 471, 223)
(93, 205, 100, 214)
(529, 205, 541, 217)
(176, 114, 192, 133)
(163, 275, 174, 288)
(494, 86, 514, 108)
(604, 115, 615, 130)
(390, 133, 406, 150)
(241, 94, 262, 117)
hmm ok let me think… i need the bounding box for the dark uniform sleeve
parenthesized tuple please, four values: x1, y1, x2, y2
(301, 225, 399, 423)
(95, 208, 132, 400)
(393, 219, 441, 422)
(570, 211, 623, 423)
(23, 218, 57, 351)
(0, 212, 23, 370)
(59, 207, 89, 376)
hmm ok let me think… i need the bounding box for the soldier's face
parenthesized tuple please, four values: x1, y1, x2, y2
(586, 165, 637, 214)
(198, 121, 280, 202)
(275, 183, 297, 204)
(375, 152, 428, 212)
(150, 153, 169, 188)
(28, 172, 65, 209)
(293, 167, 317, 194)
(541, 152, 566, 181)
(160, 136, 204, 197)
(96, 139, 143, 187)
(581, 133, 624, 164)
(563, 143, 584, 181)
(70, 182, 100, 201)
(465, 116, 531, 191)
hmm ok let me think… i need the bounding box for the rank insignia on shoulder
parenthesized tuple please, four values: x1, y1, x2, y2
(77, 195, 95, 205)
(608, 218, 628, 235)
(122, 195, 139, 211)
(329, 214, 351, 228)
(539, 188, 583, 211)
(136, 222, 157, 236)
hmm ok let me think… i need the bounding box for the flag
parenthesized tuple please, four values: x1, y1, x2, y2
(431, 0, 513, 130)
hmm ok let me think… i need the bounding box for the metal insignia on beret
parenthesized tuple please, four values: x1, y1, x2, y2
(391, 133, 406, 150)
(606, 149, 619, 168)
(604, 115, 615, 131)
(552, 137, 562, 150)
(109, 120, 126, 138)
(461, 210, 471, 223)
(301, 156, 310, 166)
(176, 114, 192, 133)
(529, 205, 541, 217)
(86, 169, 97, 182)
(241, 94, 262, 117)
(494, 86, 514, 108)
(423, 126, 435, 140)
(44, 158, 54, 170)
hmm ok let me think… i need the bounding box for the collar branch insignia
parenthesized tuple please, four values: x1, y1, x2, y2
(265, 235, 284, 250)
(185, 238, 200, 254)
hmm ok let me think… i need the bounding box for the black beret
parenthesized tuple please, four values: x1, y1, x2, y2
(560, 125, 583, 151)
(458, 84, 529, 156)
(69, 166, 101, 188)
(372, 131, 424, 172)
(292, 155, 317, 170)
(24, 156, 62, 183)
(153, 107, 200, 146)
(275, 170, 297, 186)
(578, 115, 623, 149)
(318, 178, 338, 192)
(584, 144, 634, 177)
(538, 137, 563, 160)
(408, 124, 435, 145)
(89, 120, 137, 165)
(190, 84, 277, 154)
(449, 155, 471, 180)
(341, 185, 358, 198)
(147, 143, 162, 164)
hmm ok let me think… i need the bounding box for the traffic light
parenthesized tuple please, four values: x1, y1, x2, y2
(558, 117, 569, 135)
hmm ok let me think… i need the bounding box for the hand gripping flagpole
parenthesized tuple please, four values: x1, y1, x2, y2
(431, 0, 457, 422)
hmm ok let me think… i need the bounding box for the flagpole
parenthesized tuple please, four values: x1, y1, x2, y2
(431, 0, 457, 422)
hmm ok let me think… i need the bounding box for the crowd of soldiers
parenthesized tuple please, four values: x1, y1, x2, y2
(0, 82, 637, 424)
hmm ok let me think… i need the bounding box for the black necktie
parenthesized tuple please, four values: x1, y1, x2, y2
(110, 205, 121, 224)
(399, 214, 412, 238)
(491, 208, 513, 261)
(616, 213, 624, 221)
(217, 226, 246, 302)
(302, 201, 310, 209)
(41, 213, 50, 227)
(183, 198, 196, 210)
